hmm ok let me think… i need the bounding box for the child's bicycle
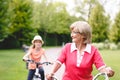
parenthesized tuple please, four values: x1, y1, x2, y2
(25, 60, 57, 80)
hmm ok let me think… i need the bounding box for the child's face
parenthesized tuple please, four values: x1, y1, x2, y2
(34, 40, 42, 48)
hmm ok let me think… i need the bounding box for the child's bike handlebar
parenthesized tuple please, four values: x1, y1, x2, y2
(25, 59, 53, 65)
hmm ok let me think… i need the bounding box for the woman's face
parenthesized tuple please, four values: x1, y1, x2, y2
(71, 29, 83, 43)
(34, 40, 42, 48)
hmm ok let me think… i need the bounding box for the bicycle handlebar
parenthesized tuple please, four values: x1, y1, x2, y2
(93, 72, 109, 80)
(25, 59, 53, 65)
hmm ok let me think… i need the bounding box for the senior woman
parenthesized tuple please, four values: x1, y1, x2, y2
(47, 21, 114, 80)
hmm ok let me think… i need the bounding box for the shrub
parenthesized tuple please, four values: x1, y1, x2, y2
(92, 43, 104, 50)
(92, 42, 118, 50)
(117, 42, 120, 49)
(109, 43, 118, 50)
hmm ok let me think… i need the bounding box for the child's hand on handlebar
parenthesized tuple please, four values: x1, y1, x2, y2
(22, 59, 27, 62)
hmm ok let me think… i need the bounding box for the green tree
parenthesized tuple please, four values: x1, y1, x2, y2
(74, 0, 98, 21)
(33, 0, 78, 45)
(0, 0, 10, 42)
(8, 0, 37, 46)
(88, 3, 110, 42)
(47, 2, 71, 34)
(109, 11, 120, 43)
(36, 1, 71, 33)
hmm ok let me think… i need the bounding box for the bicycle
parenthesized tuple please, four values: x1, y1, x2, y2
(25, 60, 57, 80)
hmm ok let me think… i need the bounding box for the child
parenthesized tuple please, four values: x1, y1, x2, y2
(23, 35, 48, 80)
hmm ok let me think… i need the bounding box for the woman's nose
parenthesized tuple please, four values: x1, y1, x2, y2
(70, 33, 74, 38)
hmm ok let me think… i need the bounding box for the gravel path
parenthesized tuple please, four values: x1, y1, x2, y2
(42, 47, 65, 80)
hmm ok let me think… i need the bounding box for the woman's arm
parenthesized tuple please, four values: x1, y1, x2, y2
(46, 61, 62, 80)
(93, 47, 115, 77)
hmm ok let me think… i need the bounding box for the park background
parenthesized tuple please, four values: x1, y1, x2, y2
(0, 0, 120, 80)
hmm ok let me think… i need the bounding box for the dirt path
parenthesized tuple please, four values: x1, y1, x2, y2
(43, 47, 65, 80)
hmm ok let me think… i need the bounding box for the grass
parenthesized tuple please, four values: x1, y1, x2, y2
(0, 49, 120, 80)
(92, 49, 120, 80)
(0, 49, 28, 80)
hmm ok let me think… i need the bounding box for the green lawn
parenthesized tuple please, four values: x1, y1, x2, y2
(0, 49, 120, 80)
(92, 49, 120, 80)
(0, 49, 27, 80)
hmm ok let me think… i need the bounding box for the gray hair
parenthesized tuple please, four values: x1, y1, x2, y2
(70, 21, 92, 44)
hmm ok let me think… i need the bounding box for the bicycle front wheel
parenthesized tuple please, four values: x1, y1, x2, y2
(33, 75, 41, 80)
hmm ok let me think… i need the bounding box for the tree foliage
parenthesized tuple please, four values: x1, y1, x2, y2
(88, 2, 110, 42)
(8, 0, 37, 45)
(109, 11, 120, 43)
(1, 0, 119, 48)
(74, 0, 98, 21)
(0, 0, 10, 42)
(34, 1, 73, 34)
(46, 2, 71, 34)
(32, 0, 78, 46)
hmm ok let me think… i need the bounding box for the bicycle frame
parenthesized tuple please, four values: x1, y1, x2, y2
(33, 67, 41, 80)
(26, 60, 54, 80)
(93, 72, 109, 80)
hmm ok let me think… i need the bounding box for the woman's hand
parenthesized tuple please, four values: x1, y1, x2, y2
(106, 67, 115, 77)
(46, 73, 54, 80)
